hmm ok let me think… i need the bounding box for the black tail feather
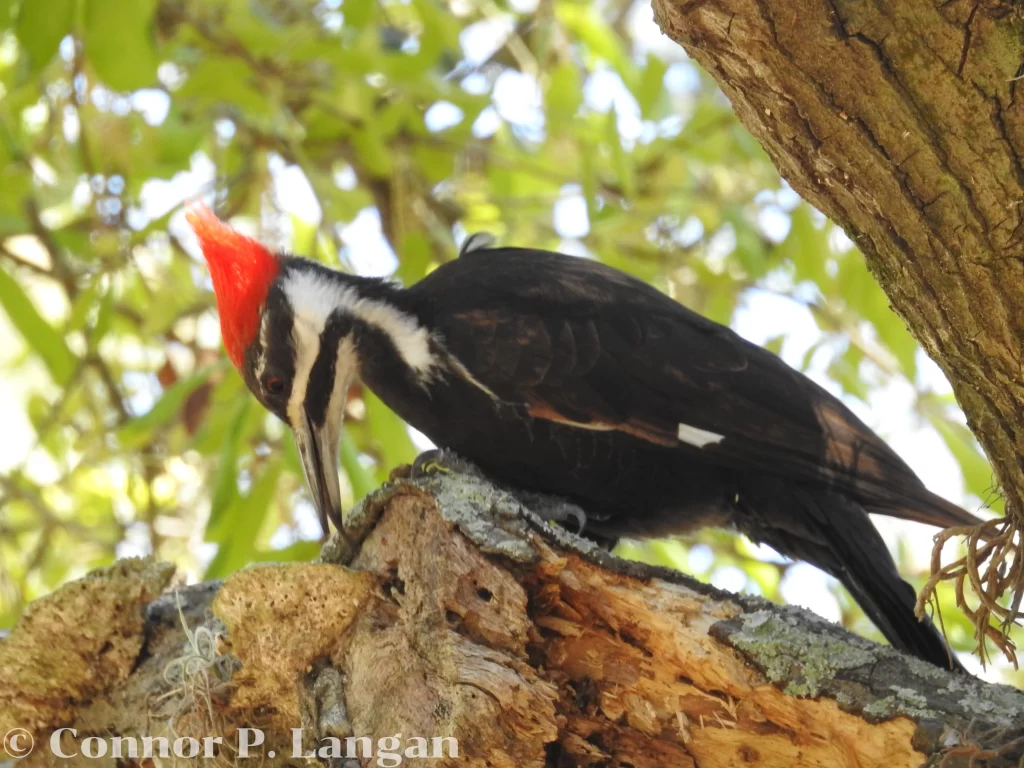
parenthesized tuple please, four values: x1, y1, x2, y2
(739, 481, 963, 672)
(835, 545, 963, 671)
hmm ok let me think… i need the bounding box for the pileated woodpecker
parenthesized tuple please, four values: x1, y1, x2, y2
(188, 205, 978, 670)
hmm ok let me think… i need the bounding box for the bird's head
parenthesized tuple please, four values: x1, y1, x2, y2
(186, 204, 357, 536)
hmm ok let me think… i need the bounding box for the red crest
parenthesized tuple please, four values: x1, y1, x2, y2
(186, 204, 280, 369)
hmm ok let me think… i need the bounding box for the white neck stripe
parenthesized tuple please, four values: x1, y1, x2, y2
(281, 269, 436, 375)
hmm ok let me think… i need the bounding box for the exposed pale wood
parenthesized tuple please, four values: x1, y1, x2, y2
(2, 472, 1023, 767)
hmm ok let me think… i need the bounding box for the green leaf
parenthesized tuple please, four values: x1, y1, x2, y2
(342, 0, 374, 30)
(115, 365, 216, 449)
(929, 415, 1001, 512)
(556, 4, 634, 83)
(826, 345, 869, 401)
(178, 56, 275, 117)
(66, 276, 102, 333)
(364, 390, 417, 480)
(395, 230, 432, 285)
(545, 61, 582, 130)
(291, 213, 317, 256)
(726, 207, 767, 278)
(0, 267, 76, 385)
(0, 0, 20, 32)
(352, 126, 393, 176)
(89, 285, 114, 349)
(15, 0, 74, 73)
(205, 398, 251, 542)
(605, 110, 635, 200)
(776, 204, 827, 286)
(339, 431, 376, 502)
(205, 457, 283, 578)
(84, 0, 158, 91)
(635, 54, 668, 118)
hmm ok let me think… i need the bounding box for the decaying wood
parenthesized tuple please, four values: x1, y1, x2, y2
(647, 0, 1024, 635)
(2, 470, 1023, 767)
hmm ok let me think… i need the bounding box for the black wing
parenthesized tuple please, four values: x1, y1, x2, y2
(410, 248, 976, 528)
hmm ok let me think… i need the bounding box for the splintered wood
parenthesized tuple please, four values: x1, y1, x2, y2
(2, 484, 952, 768)
(343, 487, 923, 768)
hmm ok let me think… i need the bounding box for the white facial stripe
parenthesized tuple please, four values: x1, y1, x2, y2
(255, 310, 272, 383)
(281, 269, 436, 375)
(286, 314, 326, 429)
(677, 423, 725, 448)
(336, 287, 435, 372)
(324, 336, 357, 432)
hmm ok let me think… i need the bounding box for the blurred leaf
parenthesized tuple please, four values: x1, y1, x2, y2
(0, 0, 19, 31)
(776, 204, 826, 286)
(291, 213, 317, 256)
(84, 0, 158, 90)
(205, 457, 283, 578)
(339, 431, 376, 502)
(546, 61, 582, 130)
(178, 56, 275, 116)
(556, 4, 633, 83)
(636, 54, 668, 118)
(364, 390, 417, 481)
(605, 111, 635, 200)
(15, 0, 74, 73)
(116, 366, 215, 450)
(930, 415, 1001, 513)
(827, 345, 868, 401)
(205, 398, 252, 542)
(0, 267, 76, 385)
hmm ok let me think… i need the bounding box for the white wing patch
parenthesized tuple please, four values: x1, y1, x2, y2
(677, 423, 725, 448)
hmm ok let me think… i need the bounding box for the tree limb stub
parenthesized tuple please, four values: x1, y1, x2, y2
(648, 0, 1024, 635)
(3, 470, 1024, 767)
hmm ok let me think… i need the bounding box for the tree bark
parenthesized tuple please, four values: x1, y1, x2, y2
(3, 470, 1023, 767)
(648, 0, 1024, 617)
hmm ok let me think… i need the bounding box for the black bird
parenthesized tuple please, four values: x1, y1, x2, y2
(188, 205, 979, 670)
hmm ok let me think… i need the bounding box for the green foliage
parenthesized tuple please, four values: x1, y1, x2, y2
(0, 0, 1011, 670)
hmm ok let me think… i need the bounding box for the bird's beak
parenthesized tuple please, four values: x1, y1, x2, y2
(292, 410, 344, 537)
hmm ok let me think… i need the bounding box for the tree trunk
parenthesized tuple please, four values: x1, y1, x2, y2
(3, 470, 1023, 767)
(648, 0, 1024, 627)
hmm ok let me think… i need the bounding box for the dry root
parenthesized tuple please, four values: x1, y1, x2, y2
(916, 518, 1024, 668)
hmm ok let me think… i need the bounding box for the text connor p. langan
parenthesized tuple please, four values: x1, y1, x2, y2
(47, 727, 459, 765)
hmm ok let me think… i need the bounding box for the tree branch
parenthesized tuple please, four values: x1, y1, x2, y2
(3, 470, 1023, 766)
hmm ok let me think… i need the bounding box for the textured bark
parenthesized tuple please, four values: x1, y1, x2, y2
(3, 470, 1024, 767)
(649, 0, 1024, 526)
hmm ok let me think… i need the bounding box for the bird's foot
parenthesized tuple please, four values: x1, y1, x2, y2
(511, 490, 589, 536)
(410, 448, 484, 479)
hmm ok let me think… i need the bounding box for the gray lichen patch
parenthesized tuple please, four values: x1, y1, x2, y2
(0, 557, 176, 734)
(862, 687, 932, 721)
(423, 472, 540, 562)
(713, 599, 1024, 757)
(720, 609, 876, 697)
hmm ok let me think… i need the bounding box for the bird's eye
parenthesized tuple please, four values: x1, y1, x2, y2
(264, 376, 284, 395)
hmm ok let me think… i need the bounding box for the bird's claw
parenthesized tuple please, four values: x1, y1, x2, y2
(419, 460, 450, 475)
(510, 490, 589, 536)
(411, 448, 477, 478)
